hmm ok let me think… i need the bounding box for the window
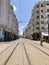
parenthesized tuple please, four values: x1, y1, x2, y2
(8, 15, 10, 21)
(36, 16, 39, 19)
(47, 3, 49, 5)
(41, 15, 43, 18)
(36, 21, 39, 25)
(47, 9, 49, 12)
(47, 15, 49, 17)
(41, 27, 45, 29)
(0, 30, 1, 35)
(36, 5, 39, 8)
(41, 21, 44, 24)
(36, 10, 39, 14)
(2, 31, 5, 35)
(41, 4, 43, 7)
(36, 27, 39, 30)
(41, 10, 43, 13)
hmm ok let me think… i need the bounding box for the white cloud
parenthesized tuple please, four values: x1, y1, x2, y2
(19, 26, 25, 35)
(20, 31, 23, 35)
(13, 5, 17, 12)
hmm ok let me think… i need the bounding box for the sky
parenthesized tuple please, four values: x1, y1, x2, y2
(11, 0, 48, 35)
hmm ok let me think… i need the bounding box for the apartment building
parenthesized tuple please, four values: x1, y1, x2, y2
(23, 1, 49, 40)
(0, 0, 18, 41)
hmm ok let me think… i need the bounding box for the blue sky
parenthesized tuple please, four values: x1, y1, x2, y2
(11, 0, 46, 35)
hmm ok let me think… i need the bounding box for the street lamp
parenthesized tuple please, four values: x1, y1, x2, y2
(48, 16, 49, 43)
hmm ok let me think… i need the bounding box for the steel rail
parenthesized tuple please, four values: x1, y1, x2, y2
(29, 43, 49, 56)
(33, 42, 49, 50)
(3, 42, 20, 65)
(23, 43, 32, 65)
(0, 43, 13, 55)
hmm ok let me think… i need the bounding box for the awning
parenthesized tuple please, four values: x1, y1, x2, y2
(41, 32, 48, 36)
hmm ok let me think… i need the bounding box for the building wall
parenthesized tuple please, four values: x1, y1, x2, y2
(9, 6, 18, 36)
(23, 1, 49, 40)
(0, 0, 18, 35)
(32, 1, 49, 32)
(0, 0, 18, 41)
(0, 0, 10, 26)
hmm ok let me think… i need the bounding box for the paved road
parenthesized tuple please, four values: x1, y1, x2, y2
(0, 38, 49, 65)
(0, 42, 11, 53)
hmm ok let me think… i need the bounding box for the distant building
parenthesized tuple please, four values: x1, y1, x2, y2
(0, 0, 18, 41)
(23, 1, 49, 40)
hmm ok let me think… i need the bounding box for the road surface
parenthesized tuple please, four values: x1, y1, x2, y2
(0, 38, 49, 65)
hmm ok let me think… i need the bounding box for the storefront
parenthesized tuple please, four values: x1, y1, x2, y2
(41, 32, 48, 42)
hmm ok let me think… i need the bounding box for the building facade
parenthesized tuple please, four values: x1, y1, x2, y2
(0, 0, 18, 41)
(23, 1, 49, 40)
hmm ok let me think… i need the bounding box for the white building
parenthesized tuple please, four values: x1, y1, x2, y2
(0, 0, 18, 41)
(23, 1, 49, 41)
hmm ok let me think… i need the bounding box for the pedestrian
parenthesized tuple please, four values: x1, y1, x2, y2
(40, 36, 43, 46)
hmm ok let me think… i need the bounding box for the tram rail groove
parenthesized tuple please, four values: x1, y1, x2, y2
(0, 43, 13, 55)
(34, 42, 49, 50)
(23, 43, 32, 65)
(29, 43, 49, 56)
(3, 43, 19, 65)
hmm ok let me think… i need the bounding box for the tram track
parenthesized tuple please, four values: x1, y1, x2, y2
(0, 42, 19, 65)
(28, 42, 49, 56)
(23, 43, 32, 65)
(0, 43, 13, 55)
(23, 39, 49, 56)
(4, 43, 19, 65)
(23, 40, 49, 65)
(0, 39, 49, 65)
(6, 41, 32, 65)
(33, 42, 49, 50)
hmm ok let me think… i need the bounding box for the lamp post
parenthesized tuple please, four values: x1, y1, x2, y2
(48, 16, 49, 43)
